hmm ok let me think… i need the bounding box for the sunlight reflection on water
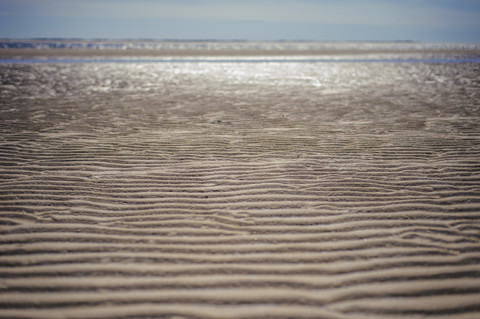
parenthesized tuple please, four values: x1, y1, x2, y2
(2, 56, 480, 64)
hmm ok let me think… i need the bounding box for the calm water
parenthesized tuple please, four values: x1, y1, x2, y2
(2, 39, 479, 50)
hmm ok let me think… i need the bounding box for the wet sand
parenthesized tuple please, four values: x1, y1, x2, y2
(2, 48, 480, 61)
(0, 49, 480, 318)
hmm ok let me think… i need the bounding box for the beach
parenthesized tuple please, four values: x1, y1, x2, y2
(1, 41, 480, 318)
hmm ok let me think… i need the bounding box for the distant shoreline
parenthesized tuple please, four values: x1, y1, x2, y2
(1, 39, 479, 59)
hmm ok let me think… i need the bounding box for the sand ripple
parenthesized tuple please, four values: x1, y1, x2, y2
(1, 58, 480, 318)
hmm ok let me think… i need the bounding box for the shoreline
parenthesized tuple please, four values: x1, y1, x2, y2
(2, 48, 480, 59)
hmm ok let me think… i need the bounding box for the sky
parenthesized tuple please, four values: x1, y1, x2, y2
(0, 0, 479, 42)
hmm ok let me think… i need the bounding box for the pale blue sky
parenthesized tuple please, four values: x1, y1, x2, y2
(0, 0, 479, 42)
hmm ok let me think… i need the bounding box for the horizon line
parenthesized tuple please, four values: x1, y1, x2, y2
(0, 38, 430, 43)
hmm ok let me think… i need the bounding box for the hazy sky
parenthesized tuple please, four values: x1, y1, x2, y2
(1, 0, 479, 42)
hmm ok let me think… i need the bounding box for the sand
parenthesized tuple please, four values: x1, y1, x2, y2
(0, 49, 479, 318)
(2, 48, 480, 58)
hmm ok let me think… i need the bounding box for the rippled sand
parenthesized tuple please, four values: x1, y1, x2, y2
(1, 50, 480, 318)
